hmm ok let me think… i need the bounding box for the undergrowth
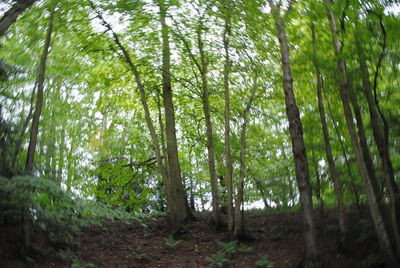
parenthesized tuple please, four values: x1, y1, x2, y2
(0, 175, 140, 260)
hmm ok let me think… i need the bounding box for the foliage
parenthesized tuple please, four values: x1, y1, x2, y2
(205, 240, 241, 267)
(164, 234, 182, 247)
(238, 244, 253, 253)
(255, 254, 274, 268)
(0, 175, 137, 249)
(59, 250, 96, 268)
(205, 250, 231, 268)
(1, 0, 400, 264)
(217, 241, 238, 257)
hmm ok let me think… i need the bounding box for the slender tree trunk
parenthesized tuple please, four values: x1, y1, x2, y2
(234, 74, 257, 239)
(348, 83, 382, 202)
(311, 152, 323, 216)
(156, 88, 168, 168)
(355, 18, 400, 257)
(47, 113, 56, 177)
(66, 141, 74, 192)
(197, 25, 221, 227)
(11, 84, 36, 169)
(25, 8, 54, 174)
(325, 2, 396, 265)
(58, 125, 65, 182)
(188, 174, 195, 211)
(222, 0, 234, 235)
(267, 1, 318, 264)
(311, 23, 346, 235)
(159, 1, 191, 229)
(253, 177, 270, 210)
(323, 88, 360, 207)
(350, 86, 400, 253)
(89, 1, 189, 231)
(0, 0, 36, 36)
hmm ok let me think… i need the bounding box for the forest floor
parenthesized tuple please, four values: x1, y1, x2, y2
(1, 209, 383, 268)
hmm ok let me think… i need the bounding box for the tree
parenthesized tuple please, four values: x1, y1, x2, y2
(266, 0, 319, 265)
(158, 0, 192, 228)
(0, 0, 37, 36)
(171, 2, 222, 226)
(310, 22, 347, 237)
(354, 9, 400, 255)
(324, 0, 396, 265)
(89, 0, 191, 231)
(234, 72, 257, 239)
(222, 0, 234, 235)
(25, 6, 54, 174)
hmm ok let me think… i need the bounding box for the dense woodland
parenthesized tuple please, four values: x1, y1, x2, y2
(1, 0, 400, 267)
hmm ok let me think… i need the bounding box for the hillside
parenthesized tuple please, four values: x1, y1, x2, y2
(1, 209, 381, 268)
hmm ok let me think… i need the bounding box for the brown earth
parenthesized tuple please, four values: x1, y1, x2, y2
(0, 209, 382, 268)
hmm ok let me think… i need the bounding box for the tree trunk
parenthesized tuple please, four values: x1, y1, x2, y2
(348, 83, 382, 202)
(267, 1, 318, 264)
(197, 24, 221, 227)
(58, 125, 65, 182)
(325, 2, 396, 265)
(47, 112, 56, 177)
(66, 139, 75, 192)
(159, 1, 191, 229)
(234, 74, 257, 239)
(313, 155, 324, 216)
(253, 177, 270, 210)
(89, 1, 189, 231)
(11, 83, 36, 169)
(156, 88, 168, 169)
(355, 18, 400, 257)
(25, 8, 54, 174)
(222, 0, 234, 235)
(311, 23, 346, 235)
(323, 87, 360, 207)
(0, 0, 36, 36)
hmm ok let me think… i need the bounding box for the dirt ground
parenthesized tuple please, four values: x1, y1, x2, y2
(1, 209, 382, 268)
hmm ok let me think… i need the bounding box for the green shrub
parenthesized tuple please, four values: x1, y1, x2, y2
(164, 234, 182, 247)
(217, 241, 237, 257)
(238, 244, 253, 253)
(255, 254, 274, 268)
(0, 175, 136, 254)
(205, 251, 231, 268)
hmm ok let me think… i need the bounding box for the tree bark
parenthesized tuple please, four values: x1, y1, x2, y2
(222, 0, 234, 235)
(267, 1, 318, 264)
(25, 8, 54, 174)
(0, 0, 36, 36)
(325, 2, 396, 265)
(311, 23, 346, 235)
(159, 1, 191, 229)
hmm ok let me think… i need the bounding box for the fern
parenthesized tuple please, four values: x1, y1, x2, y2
(255, 254, 274, 268)
(164, 235, 182, 247)
(0, 175, 137, 251)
